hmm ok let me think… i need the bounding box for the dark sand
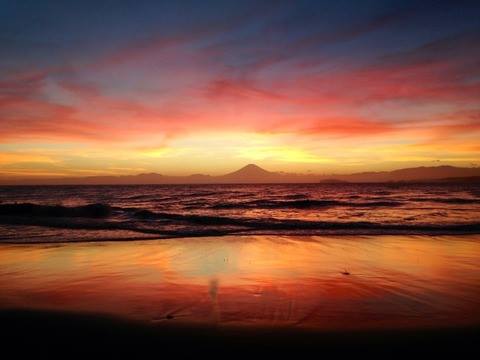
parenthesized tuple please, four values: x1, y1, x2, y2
(1, 309, 479, 356)
(1, 235, 480, 355)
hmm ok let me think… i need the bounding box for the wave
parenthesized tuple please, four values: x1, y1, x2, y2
(122, 194, 174, 201)
(182, 191, 220, 197)
(134, 211, 480, 233)
(0, 203, 112, 218)
(409, 197, 480, 204)
(1, 215, 479, 238)
(212, 199, 402, 209)
(1, 202, 479, 241)
(0, 204, 480, 236)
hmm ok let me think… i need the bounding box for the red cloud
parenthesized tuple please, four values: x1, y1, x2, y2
(302, 117, 394, 136)
(2, 28, 479, 145)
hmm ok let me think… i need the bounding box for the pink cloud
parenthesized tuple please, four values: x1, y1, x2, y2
(2, 30, 479, 146)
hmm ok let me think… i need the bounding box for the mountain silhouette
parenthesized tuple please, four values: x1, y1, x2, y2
(227, 164, 272, 176)
(1, 164, 480, 185)
(220, 164, 278, 183)
(331, 165, 480, 183)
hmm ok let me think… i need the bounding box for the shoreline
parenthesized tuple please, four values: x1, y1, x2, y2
(2, 231, 480, 245)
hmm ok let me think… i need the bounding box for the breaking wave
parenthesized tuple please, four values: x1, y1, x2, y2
(1, 202, 479, 242)
(0, 203, 112, 218)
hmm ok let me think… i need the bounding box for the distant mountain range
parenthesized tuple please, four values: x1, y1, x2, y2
(1, 164, 480, 185)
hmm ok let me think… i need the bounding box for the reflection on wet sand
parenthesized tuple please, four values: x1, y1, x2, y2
(1, 235, 480, 330)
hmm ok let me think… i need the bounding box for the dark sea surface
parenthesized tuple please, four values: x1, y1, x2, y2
(0, 183, 479, 242)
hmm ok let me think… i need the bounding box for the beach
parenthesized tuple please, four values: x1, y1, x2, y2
(1, 234, 480, 354)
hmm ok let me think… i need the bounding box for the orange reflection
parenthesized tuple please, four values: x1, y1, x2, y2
(1, 235, 480, 330)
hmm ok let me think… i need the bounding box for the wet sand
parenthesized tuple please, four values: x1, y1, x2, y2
(1, 235, 480, 354)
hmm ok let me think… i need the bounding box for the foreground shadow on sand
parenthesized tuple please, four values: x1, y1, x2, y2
(1, 309, 479, 356)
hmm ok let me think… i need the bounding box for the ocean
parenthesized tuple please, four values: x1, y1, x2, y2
(0, 183, 479, 242)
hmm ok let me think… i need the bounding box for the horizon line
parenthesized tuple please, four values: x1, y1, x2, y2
(1, 163, 479, 178)
(1, 163, 480, 185)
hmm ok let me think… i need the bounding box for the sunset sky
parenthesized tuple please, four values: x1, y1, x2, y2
(1, 0, 479, 178)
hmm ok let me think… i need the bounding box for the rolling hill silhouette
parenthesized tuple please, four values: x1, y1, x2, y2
(1, 164, 480, 185)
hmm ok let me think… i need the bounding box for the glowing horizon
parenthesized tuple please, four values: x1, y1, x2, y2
(1, 1, 480, 178)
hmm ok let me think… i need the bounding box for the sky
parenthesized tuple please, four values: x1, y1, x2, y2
(1, 0, 479, 178)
